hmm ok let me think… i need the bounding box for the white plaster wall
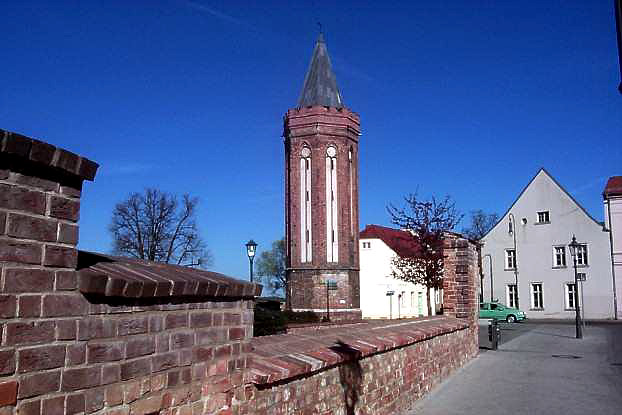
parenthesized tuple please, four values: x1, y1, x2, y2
(604, 196, 622, 318)
(481, 170, 614, 319)
(359, 238, 433, 319)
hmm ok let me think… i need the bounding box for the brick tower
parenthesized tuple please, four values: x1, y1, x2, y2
(284, 34, 361, 320)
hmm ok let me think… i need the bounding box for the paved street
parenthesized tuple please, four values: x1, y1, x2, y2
(410, 321, 622, 415)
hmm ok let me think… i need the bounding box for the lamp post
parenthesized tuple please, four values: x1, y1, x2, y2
(245, 240, 257, 283)
(484, 254, 494, 302)
(508, 213, 519, 308)
(568, 235, 583, 339)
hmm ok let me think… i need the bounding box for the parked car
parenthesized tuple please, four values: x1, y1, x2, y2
(479, 302, 526, 323)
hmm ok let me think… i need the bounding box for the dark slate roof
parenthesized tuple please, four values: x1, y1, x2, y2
(297, 34, 344, 108)
(359, 225, 420, 257)
(77, 251, 262, 298)
(604, 176, 622, 197)
(0, 128, 99, 181)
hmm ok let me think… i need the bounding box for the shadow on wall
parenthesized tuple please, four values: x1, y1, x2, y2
(331, 341, 363, 415)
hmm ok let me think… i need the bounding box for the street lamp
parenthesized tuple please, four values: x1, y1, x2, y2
(483, 254, 494, 302)
(568, 235, 583, 339)
(245, 239, 257, 283)
(508, 213, 519, 308)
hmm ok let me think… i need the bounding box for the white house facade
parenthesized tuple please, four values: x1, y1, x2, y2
(359, 225, 440, 319)
(481, 169, 615, 320)
(603, 176, 622, 319)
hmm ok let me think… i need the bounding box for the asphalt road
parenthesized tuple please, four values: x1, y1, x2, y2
(410, 321, 622, 415)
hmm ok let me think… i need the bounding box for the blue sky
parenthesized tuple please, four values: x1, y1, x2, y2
(2, 1, 621, 281)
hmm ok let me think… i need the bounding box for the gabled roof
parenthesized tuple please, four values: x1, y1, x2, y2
(297, 33, 344, 108)
(482, 168, 603, 240)
(360, 225, 420, 257)
(77, 251, 261, 298)
(604, 176, 622, 198)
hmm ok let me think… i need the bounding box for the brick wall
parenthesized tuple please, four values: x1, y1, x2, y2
(0, 130, 261, 415)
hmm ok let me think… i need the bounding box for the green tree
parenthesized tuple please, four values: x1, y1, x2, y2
(255, 238, 287, 298)
(387, 193, 462, 316)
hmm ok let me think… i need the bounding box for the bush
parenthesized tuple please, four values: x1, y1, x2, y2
(253, 308, 320, 336)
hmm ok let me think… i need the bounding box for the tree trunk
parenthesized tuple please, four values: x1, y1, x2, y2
(427, 286, 433, 316)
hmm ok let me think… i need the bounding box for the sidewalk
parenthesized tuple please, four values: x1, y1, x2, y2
(408, 323, 622, 415)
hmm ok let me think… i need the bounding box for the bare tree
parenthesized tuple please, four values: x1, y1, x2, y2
(462, 210, 499, 241)
(109, 189, 212, 266)
(387, 193, 462, 316)
(255, 238, 287, 300)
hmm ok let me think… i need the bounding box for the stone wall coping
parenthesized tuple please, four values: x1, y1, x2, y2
(0, 128, 99, 181)
(77, 250, 262, 299)
(248, 316, 469, 385)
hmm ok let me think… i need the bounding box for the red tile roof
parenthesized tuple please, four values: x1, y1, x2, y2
(604, 176, 622, 197)
(359, 224, 420, 257)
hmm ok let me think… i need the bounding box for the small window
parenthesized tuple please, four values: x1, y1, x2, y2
(553, 246, 566, 268)
(506, 284, 518, 308)
(505, 249, 516, 270)
(530, 283, 543, 309)
(565, 283, 577, 309)
(537, 211, 550, 224)
(576, 245, 588, 266)
(362, 242, 371, 249)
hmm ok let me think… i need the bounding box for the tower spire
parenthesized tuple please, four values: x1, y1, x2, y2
(297, 33, 343, 108)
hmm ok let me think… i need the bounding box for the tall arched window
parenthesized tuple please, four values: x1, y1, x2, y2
(349, 147, 353, 237)
(300, 147, 312, 262)
(326, 146, 338, 262)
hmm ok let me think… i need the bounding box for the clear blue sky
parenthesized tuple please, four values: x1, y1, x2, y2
(2, 1, 621, 281)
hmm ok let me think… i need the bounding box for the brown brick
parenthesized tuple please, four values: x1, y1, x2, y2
(0, 239, 42, 264)
(0, 295, 16, 318)
(54, 150, 79, 175)
(165, 313, 188, 329)
(49, 196, 80, 222)
(229, 327, 246, 341)
(17, 399, 40, 415)
(17, 295, 40, 318)
(88, 341, 124, 363)
(18, 370, 61, 398)
(105, 384, 123, 406)
(5, 321, 55, 346)
(0, 381, 17, 406)
(118, 316, 148, 336)
(66, 393, 85, 414)
(171, 331, 194, 350)
(79, 159, 99, 181)
(29, 139, 56, 165)
(43, 244, 77, 268)
(190, 311, 213, 328)
(130, 395, 162, 415)
(0, 184, 45, 215)
(57, 319, 77, 340)
(102, 364, 120, 385)
(10, 173, 59, 192)
(42, 294, 87, 317)
(0, 350, 15, 376)
(59, 185, 81, 198)
(62, 366, 101, 391)
(42, 395, 65, 415)
(223, 312, 242, 325)
(155, 333, 169, 353)
(7, 213, 56, 241)
(152, 351, 179, 373)
(67, 343, 86, 365)
(18, 344, 66, 373)
(78, 317, 117, 340)
(85, 387, 104, 413)
(126, 336, 155, 359)
(55, 270, 77, 290)
(4, 268, 54, 292)
(120, 357, 151, 381)
(58, 222, 79, 245)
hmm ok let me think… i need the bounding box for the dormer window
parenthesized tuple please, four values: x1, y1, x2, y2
(537, 211, 550, 224)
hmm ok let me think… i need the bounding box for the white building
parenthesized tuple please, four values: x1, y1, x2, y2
(481, 169, 615, 320)
(603, 176, 622, 319)
(359, 225, 440, 319)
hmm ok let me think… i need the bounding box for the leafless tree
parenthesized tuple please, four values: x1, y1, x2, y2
(462, 210, 499, 241)
(387, 193, 462, 316)
(109, 189, 212, 267)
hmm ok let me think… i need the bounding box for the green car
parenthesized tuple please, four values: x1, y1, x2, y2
(479, 302, 526, 323)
